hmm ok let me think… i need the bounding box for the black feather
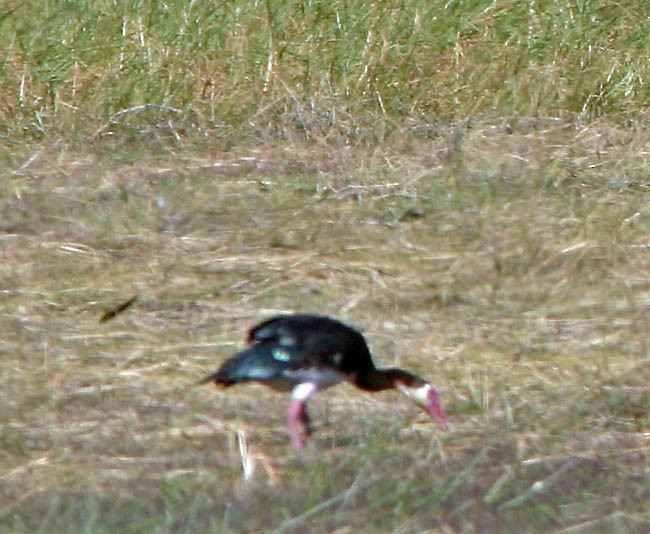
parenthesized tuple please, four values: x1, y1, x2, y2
(199, 314, 376, 388)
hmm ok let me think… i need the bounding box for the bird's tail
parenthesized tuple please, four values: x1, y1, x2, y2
(196, 370, 235, 387)
(195, 372, 220, 386)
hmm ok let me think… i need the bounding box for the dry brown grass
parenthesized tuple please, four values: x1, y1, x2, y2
(1, 119, 649, 532)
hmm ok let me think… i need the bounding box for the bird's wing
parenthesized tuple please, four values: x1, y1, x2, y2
(208, 343, 296, 386)
(248, 315, 301, 346)
(248, 314, 370, 373)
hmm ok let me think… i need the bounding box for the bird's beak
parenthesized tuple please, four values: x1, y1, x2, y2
(395, 382, 450, 429)
(425, 386, 450, 429)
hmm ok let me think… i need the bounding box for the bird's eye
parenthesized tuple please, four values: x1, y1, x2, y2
(272, 348, 291, 362)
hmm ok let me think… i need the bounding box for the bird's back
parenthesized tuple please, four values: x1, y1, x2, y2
(208, 315, 375, 387)
(250, 314, 374, 373)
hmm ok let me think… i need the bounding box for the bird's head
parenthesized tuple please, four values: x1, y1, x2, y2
(394, 380, 449, 429)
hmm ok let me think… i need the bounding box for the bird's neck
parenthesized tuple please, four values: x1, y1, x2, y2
(354, 367, 424, 391)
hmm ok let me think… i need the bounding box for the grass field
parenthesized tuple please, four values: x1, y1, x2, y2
(1, 1, 649, 533)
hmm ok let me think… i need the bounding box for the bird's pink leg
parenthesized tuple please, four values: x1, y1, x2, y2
(427, 387, 449, 429)
(287, 400, 311, 450)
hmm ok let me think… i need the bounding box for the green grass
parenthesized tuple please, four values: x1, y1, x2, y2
(2, 1, 650, 143)
(1, 1, 649, 532)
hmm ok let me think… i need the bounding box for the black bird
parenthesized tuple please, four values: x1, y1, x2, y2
(199, 314, 448, 449)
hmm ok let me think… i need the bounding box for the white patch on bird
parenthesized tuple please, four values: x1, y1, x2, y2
(395, 382, 432, 409)
(291, 382, 318, 401)
(285, 367, 346, 390)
